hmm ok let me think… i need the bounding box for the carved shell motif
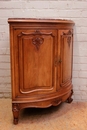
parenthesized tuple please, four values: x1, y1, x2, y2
(32, 37, 44, 50)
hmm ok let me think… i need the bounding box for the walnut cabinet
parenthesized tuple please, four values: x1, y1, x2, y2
(8, 18, 74, 124)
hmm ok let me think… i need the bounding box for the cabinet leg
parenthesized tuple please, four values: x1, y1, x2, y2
(14, 118, 18, 125)
(67, 96, 73, 103)
(66, 90, 73, 103)
(12, 103, 20, 125)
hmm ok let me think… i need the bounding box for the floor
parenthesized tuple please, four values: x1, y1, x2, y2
(0, 99, 87, 130)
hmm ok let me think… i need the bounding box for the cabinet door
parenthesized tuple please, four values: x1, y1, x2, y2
(59, 30, 73, 86)
(13, 29, 58, 97)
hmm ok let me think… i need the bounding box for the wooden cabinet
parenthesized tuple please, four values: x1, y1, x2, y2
(8, 18, 74, 124)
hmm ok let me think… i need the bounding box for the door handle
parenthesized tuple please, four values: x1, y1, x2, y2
(58, 59, 62, 63)
(55, 58, 62, 66)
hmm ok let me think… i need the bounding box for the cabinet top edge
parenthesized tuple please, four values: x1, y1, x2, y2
(8, 18, 75, 24)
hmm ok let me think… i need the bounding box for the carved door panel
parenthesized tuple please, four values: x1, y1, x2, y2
(59, 30, 73, 86)
(14, 29, 58, 97)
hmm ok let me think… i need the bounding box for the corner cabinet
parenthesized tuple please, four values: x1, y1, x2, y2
(8, 18, 74, 124)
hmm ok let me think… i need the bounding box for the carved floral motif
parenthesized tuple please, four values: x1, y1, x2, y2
(32, 37, 44, 50)
(61, 30, 72, 46)
(12, 103, 20, 112)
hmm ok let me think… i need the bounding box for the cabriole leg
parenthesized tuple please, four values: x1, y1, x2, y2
(66, 90, 73, 103)
(12, 103, 20, 125)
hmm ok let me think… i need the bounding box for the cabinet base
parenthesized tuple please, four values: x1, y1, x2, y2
(12, 90, 73, 124)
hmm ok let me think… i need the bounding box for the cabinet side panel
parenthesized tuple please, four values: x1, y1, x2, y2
(62, 37, 72, 82)
(59, 30, 73, 84)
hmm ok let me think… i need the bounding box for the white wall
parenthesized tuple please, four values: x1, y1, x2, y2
(0, 0, 87, 101)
